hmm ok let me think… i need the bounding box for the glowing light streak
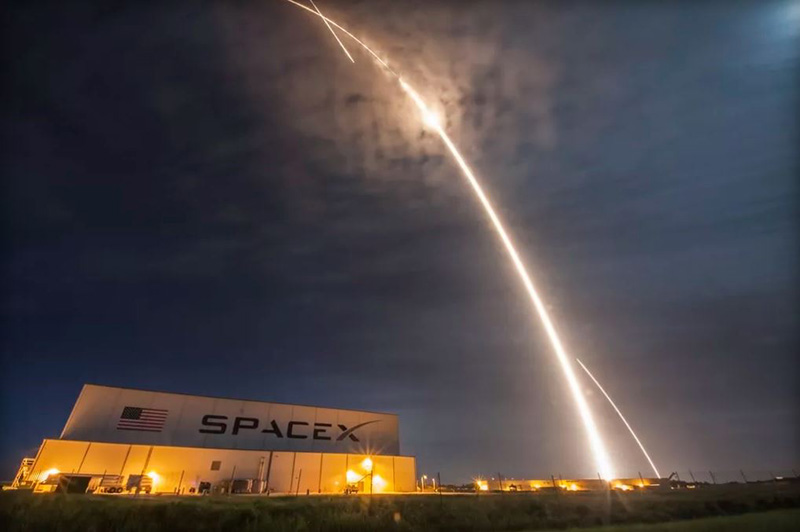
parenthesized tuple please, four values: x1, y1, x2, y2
(308, 0, 355, 63)
(577, 358, 661, 478)
(401, 79, 614, 479)
(279, 0, 615, 479)
(282, 0, 396, 75)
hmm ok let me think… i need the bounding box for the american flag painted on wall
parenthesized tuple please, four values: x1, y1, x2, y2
(117, 406, 168, 432)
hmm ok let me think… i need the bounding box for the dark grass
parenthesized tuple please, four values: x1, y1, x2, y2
(559, 508, 800, 531)
(3, 483, 800, 531)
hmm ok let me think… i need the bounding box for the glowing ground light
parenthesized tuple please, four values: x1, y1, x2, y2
(372, 474, 387, 491)
(360, 457, 373, 472)
(281, 0, 615, 479)
(39, 468, 59, 482)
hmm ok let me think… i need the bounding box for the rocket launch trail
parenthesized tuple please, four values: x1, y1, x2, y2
(281, 0, 615, 479)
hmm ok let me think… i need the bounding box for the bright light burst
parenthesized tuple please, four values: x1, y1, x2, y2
(39, 468, 59, 482)
(361, 457, 373, 472)
(281, 0, 615, 479)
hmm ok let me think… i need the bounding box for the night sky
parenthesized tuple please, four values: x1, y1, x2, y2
(2, 1, 798, 482)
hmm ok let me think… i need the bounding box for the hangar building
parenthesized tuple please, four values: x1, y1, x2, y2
(19, 384, 416, 494)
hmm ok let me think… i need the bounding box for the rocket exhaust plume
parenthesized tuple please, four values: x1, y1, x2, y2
(577, 359, 661, 478)
(280, 0, 615, 479)
(308, 0, 355, 63)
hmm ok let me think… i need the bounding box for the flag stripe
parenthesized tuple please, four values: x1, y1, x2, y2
(117, 405, 169, 433)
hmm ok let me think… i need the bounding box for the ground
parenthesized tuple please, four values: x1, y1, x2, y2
(2, 483, 799, 531)
(560, 509, 800, 531)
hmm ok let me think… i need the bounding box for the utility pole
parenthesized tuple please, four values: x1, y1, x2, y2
(135, 446, 154, 497)
(229, 465, 237, 496)
(437, 472, 443, 508)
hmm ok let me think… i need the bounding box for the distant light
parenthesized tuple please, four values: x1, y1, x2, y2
(361, 458, 373, 472)
(39, 468, 59, 482)
(423, 110, 441, 129)
(147, 471, 160, 485)
(346, 470, 360, 483)
(372, 474, 387, 492)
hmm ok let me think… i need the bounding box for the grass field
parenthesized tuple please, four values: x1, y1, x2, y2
(2, 483, 799, 531)
(558, 508, 800, 531)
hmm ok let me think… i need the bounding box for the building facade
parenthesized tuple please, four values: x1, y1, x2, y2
(21, 384, 416, 494)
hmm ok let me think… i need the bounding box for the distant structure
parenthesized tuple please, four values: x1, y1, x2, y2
(476, 477, 668, 492)
(14, 384, 416, 494)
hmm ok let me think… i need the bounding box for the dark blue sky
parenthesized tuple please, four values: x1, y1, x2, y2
(2, 0, 798, 481)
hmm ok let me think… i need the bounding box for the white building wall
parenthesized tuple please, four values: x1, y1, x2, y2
(61, 385, 400, 455)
